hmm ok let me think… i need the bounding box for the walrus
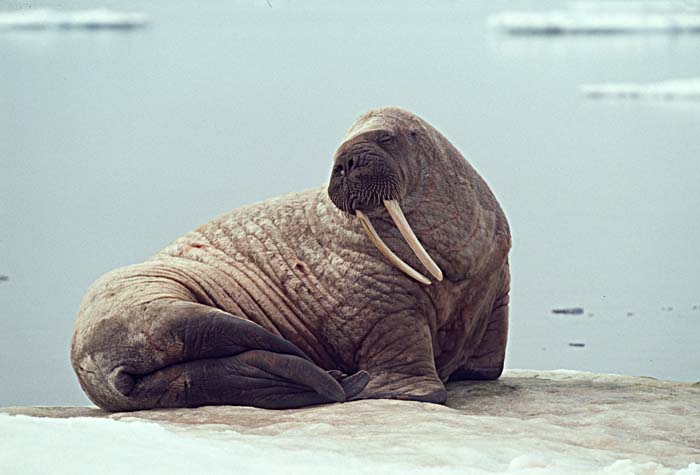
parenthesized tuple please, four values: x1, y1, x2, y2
(70, 107, 511, 411)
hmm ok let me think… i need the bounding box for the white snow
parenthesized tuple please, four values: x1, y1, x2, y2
(0, 9, 149, 31)
(582, 77, 700, 100)
(1, 370, 698, 475)
(488, 1, 700, 35)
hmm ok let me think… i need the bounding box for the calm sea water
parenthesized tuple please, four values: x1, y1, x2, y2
(1, 0, 699, 405)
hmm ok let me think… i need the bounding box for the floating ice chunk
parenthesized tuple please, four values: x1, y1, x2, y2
(488, 1, 700, 35)
(582, 78, 700, 100)
(0, 9, 149, 31)
(552, 307, 585, 315)
(570, 1, 700, 14)
(488, 11, 700, 35)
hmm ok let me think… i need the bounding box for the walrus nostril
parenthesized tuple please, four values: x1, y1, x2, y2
(347, 158, 354, 171)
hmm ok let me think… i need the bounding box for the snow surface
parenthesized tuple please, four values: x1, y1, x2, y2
(488, 1, 700, 35)
(1, 370, 698, 475)
(582, 77, 700, 100)
(0, 9, 148, 30)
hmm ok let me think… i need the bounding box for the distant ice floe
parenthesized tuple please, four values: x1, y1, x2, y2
(582, 77, 700, 100)
(488, 1, 700, 35)
(0, 9, 149, 31)
(552, 307, 585, 315)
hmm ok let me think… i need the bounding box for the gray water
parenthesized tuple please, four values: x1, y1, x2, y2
(1, 0, 699, 406)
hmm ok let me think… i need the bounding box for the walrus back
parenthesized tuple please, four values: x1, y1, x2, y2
(70, 188, 352, 411)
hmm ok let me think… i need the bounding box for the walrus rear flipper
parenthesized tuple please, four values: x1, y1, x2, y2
(73, 298, 352, 411)
(110, 349, 347, 410)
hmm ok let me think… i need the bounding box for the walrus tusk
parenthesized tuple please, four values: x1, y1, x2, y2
(383, 199, 443, 282)
(356, 210, 432, 285)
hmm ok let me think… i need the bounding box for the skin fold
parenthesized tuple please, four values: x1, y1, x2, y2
(70, 107, 511, 411)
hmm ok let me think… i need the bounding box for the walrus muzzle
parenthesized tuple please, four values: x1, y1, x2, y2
(355, 200, 443, 285)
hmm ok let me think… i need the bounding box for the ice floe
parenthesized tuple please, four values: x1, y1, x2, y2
(0, 9, 148, 31)
(488, 1, 700, 35)
(582, 77, 700, 100)
(1, 370, 698, 475)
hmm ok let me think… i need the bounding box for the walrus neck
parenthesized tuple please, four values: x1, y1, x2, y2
(398, 137, 509, 282)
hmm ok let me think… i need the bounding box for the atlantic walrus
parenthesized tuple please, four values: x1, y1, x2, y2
(71, 107, 511, 411)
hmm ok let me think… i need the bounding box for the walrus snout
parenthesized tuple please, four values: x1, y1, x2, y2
(327, 132, 402, 215)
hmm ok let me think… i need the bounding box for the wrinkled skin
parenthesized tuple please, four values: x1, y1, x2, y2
(71, 107, 511, 411)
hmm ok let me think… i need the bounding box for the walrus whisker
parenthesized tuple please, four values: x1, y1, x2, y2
(384, 200, 443, 282)
(355, 210, 431, 285)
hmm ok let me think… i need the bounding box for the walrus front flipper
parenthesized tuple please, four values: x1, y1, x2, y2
(351, 314, 447, 404)
(449, 267, 510, 382)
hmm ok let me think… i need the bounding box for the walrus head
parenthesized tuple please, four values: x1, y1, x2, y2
(328, 108, 443, 286)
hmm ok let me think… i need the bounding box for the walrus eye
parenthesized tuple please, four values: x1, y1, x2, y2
(355, 200, 443, 285)
(378, 133, 395, 145)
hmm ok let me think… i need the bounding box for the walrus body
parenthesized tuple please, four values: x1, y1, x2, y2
(71, 107, 511, 411)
